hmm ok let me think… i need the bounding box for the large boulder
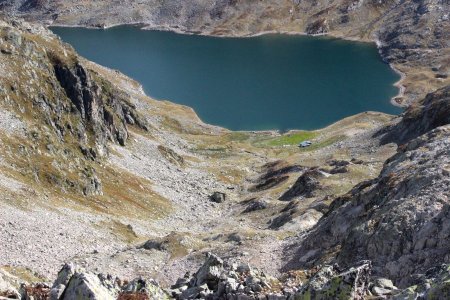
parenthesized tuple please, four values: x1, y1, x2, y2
(53, 263, 83, 289)
(50, 263, 84, 300)
(210, 192, 226, 203)
(62, 272, 116, 300)
(369, 277, 398, 297)
(120, 277, 169, 299)
(193, 253, 224, 289)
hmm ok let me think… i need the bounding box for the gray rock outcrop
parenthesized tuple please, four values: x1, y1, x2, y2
(169, 253, 281, 300)
(169, 253, 376, 300)
(381, 86, 450, 145)
(62, 273, 114, 300)
(296, 261, 371, 300)
(16, 263, 169, 300)
(51, 54, 148, 152)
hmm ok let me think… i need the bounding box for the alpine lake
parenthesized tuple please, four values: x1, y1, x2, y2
(51, 26, 401, 131)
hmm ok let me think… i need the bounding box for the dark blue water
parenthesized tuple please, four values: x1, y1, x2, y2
(51, 26, 401, 131)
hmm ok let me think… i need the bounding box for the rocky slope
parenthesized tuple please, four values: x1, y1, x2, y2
(0, 16, 237, 278)
(279, 86, 450, 292)
(381, 86, 450, 144)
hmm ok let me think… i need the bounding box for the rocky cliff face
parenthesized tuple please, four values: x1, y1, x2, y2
(0, 18, 150, 196)
(381, 86, 450, 144)
(51, 59, 148, 149)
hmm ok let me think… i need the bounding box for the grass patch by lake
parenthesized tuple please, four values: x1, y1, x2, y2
(264, 131, 318, 146)
(253, 132, 346, 152)
(225, 132, 252, 142)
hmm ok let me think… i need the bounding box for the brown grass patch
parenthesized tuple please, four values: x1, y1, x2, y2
(117, 292, 150, 300)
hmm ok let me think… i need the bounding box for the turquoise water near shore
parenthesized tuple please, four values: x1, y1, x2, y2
(51, 26, 401, 131)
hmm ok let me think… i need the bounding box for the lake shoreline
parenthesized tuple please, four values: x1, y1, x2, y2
(50, 22, 403, 132)
(49, 21, 405, 112)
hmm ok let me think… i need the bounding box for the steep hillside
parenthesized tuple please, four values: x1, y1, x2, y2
(285, 88, 450, 289)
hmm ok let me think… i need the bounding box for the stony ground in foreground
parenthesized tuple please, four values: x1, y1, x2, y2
(2, 253, 449, 299)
